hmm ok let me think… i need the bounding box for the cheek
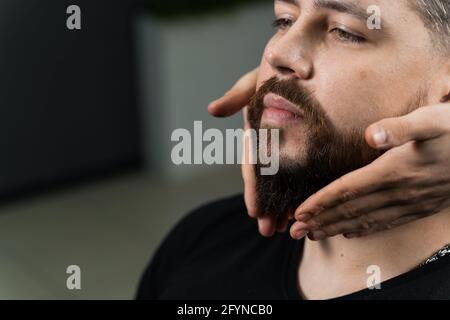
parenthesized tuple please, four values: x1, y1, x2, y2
(313, 48, 433, 133)
(314, 64, 390, 133)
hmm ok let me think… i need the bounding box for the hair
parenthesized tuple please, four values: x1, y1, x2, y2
(412, 0, 450, 53)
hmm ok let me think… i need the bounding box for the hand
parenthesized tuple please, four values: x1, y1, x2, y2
(209, 68, 450, 241)
(290, 103, 450, 241)
(209, 68, 289, 237)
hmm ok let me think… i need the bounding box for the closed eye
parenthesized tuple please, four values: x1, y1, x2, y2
(272, 18, 294, 31)
(330, 28, 366, 44)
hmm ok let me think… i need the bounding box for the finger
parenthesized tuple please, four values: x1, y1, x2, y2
(345, 213, 431, 239)
(295, 159, 396, 220)
(291, 219, 356, 241)
(307, 182, 450, 228)
(306, 187, 397, 229)
(258, 215, 277, 237)
(315, 199, 442, 240)
(309, 221, 358, 241)
(243, 161, 259, 218)
(208, 68, 259, 117)
(365, 104, 450, 149)
(242, 107, 261, 218)
(290, 221, 310, 240)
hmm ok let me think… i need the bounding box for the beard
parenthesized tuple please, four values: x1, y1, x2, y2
(247, 77, 383, 219)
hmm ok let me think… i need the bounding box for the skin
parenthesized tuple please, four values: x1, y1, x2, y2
(208, 0, 450, 242)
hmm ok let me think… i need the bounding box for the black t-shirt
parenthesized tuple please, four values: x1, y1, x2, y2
(136, 194, 450, 300)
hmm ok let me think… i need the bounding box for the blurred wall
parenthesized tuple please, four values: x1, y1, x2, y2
(0, 0, 141, 199)
(135, 2, 273, 180)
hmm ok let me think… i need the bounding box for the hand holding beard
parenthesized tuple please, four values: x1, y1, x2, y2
(209, 70, 450, 241)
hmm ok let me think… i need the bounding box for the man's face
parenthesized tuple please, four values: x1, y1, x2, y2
(249, 0, 441, 217)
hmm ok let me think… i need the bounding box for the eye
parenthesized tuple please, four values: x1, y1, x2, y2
(272, 18, 293, 31)
(330, 28, 366, 44)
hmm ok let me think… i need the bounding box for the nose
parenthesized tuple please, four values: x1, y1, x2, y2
(264, 29, 313, 80)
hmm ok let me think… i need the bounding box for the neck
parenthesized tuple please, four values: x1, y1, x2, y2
(298, 207, 450, 299)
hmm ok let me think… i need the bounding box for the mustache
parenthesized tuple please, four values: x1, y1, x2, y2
(248, 76, 332, 129)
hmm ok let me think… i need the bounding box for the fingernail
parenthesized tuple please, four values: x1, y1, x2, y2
(308, 230, 327, 241)
(298, 213, 312, 222)
(373, 127, 387, 146)
(294, 229, 308, 240)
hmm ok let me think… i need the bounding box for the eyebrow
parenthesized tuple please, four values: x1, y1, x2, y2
(276, 0, 369, 23)
(313, 0, 369, 22)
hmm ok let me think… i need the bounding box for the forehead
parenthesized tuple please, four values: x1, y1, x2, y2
(275, 0, 423, 33)
(274, 0, 412, 17)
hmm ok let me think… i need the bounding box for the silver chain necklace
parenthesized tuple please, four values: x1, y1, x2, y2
(419, 244, 450, 267)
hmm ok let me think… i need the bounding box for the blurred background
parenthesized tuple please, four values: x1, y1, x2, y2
(0, 0, 273, 299)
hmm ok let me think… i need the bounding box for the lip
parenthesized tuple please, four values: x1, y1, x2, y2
(262, 93, 304, 124)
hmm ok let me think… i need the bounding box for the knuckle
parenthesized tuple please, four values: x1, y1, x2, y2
(358, 214, 376, 230)
(384, 222, 395, 230)
(323, 224, 339, 236)
(339, 202, 359, 219)
(338, 187, 358, 203)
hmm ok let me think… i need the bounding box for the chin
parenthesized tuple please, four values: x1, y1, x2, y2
(278, 143, 309, 166)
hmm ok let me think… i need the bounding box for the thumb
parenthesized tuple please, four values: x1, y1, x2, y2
(365, 104, 448, 149)
(208, 68, 258, 117)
